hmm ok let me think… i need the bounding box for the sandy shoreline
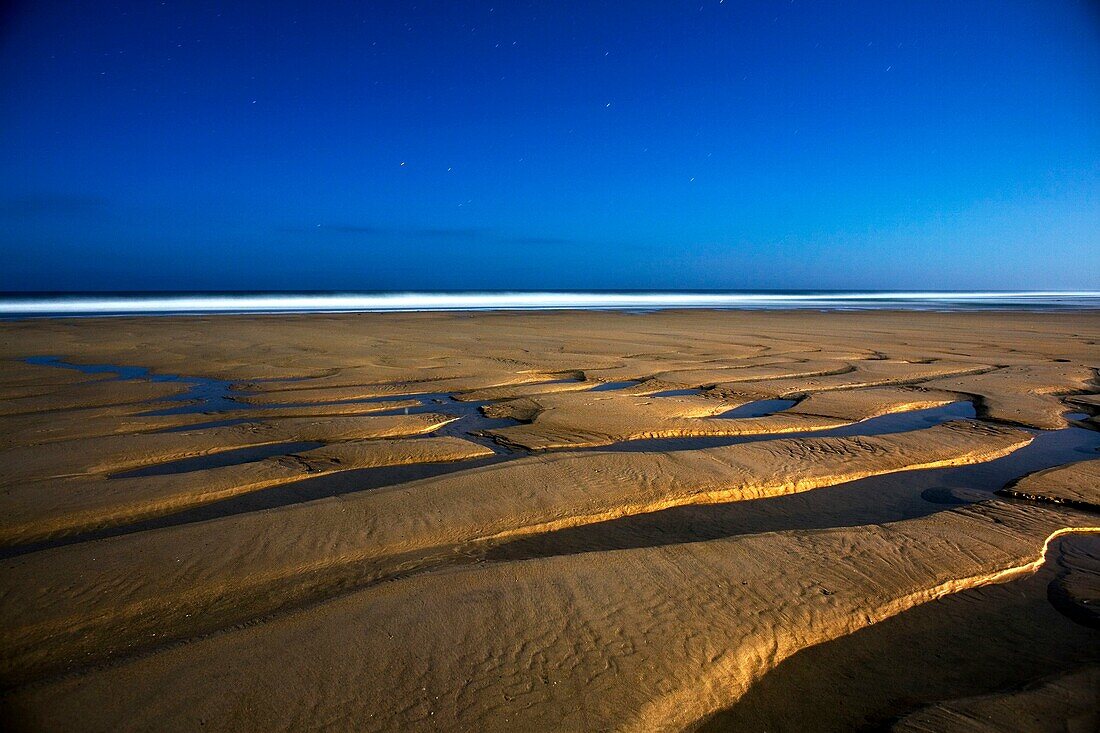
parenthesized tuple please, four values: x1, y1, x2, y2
(0, 310, 1097, 731)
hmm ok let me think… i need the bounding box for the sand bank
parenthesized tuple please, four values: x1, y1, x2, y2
(0, 310, 1096, 730)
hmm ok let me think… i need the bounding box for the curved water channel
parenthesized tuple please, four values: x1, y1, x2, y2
(13, 357, 1100, 725)
(16, 357, 1100, 559)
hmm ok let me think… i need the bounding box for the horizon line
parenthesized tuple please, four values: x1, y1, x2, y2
(2, 290, 1099, 317)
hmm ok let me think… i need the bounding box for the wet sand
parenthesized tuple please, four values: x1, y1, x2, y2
(0, 309, 1097, 731)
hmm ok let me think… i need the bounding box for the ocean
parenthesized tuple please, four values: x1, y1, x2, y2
(1, 291, 1098, 317)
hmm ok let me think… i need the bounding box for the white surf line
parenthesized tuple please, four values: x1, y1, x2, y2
(2, 291, 1100, 315)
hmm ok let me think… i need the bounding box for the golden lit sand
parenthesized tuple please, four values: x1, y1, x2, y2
(0, 310, 1096, 731)
(998, 457, 1100, 510)
(487, 384, 962, 449)
(4, 502, 1095, 732)
(0, 436, 493, 545)
(0, 413, 456, 488)
(0, 420, 1032, 684)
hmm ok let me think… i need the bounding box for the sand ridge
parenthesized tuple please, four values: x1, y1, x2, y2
(0, 310, 1097, 730)
(0, 413, 456, 484)
(0, 435, 494, 545)
(487, 385, 963, 449)
(0, 420, 1032, 684)
(997, 457, 1100, 511)
(4, 501, 1096, 732)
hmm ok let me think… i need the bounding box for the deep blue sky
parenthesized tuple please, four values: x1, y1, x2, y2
(1, 1, 1097, 291)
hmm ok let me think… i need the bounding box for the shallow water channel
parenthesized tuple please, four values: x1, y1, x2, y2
(19, 357, 1100, 560)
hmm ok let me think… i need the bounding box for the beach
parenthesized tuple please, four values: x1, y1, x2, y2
(0, 308, 1097, 731)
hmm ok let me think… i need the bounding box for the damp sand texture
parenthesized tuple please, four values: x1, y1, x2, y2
(0, 309, 1098, 732)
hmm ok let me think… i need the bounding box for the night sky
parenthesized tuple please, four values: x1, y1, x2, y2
(1, 1, 1098, 292)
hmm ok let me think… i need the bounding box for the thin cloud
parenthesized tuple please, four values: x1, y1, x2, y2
(0, 194, 109, 215)
(506, 235, 573, 246)
(293, 224, 483, 238)
(291, 224, 572, 245)
(318, 225, 384, 234)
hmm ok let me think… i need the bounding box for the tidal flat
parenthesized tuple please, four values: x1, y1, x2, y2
(0, 309, 1097, 732)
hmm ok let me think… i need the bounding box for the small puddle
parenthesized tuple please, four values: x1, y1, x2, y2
(377, 392, 523, 454)
(588, 380, 641, 392)
(26, 356, 253, 414)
